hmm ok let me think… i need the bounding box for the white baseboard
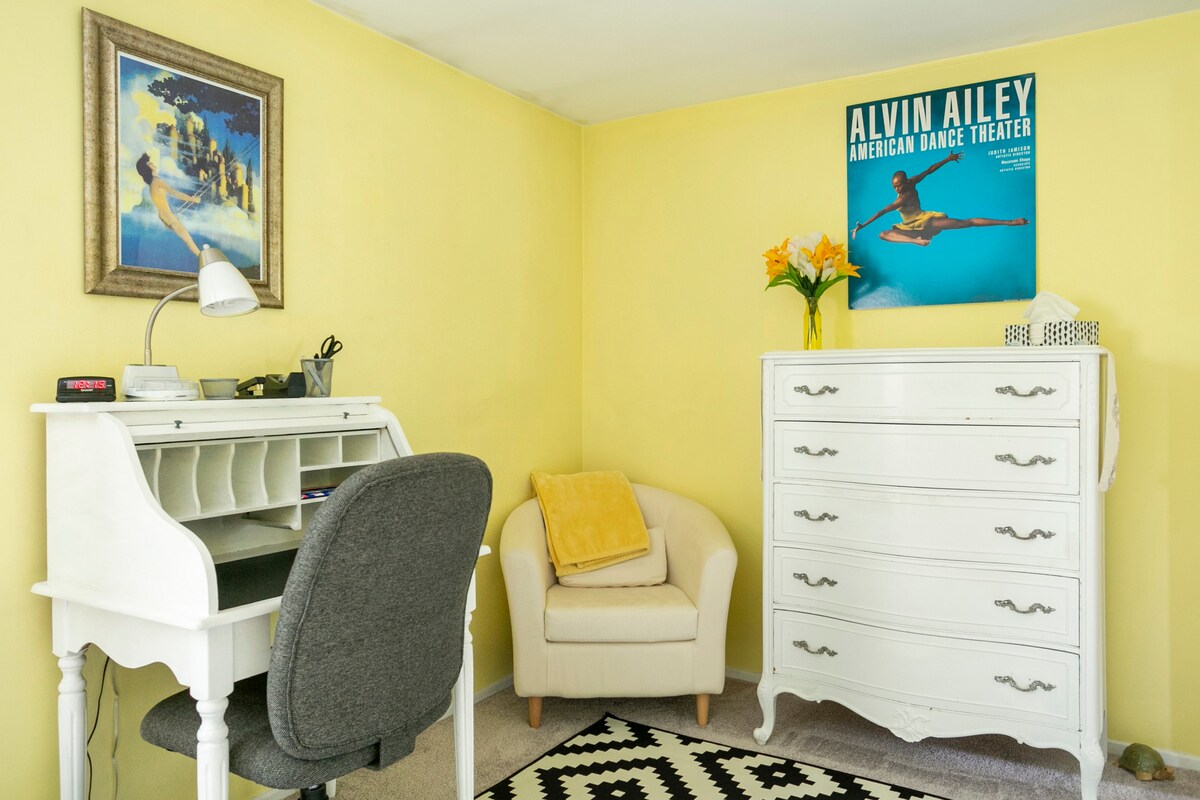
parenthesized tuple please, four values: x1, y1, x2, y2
(725, 669, 1200, 772)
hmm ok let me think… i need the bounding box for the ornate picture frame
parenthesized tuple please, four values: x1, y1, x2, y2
(83, 9, 283, 307)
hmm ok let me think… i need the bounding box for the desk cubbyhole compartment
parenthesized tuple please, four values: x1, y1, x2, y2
(215, 549, 298, 610)
(244, 504, 302, 531)
(137, 447, 161, 500)
(341, 432, 380, 464)
(301, 465, 363, 501)
(157, 446, 201, 518)
(299, 435, 341, 468)
(196, 443, 236, 514)
(264, 437, 300, 505)
(230, 440, 269, 507)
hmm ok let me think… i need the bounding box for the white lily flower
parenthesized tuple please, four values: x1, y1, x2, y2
(820, 266, 837, 282)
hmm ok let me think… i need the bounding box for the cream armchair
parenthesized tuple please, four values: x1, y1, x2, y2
(500, 484, 737, 728)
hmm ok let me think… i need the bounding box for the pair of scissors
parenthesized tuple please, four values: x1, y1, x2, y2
(314, 334, 343, 360)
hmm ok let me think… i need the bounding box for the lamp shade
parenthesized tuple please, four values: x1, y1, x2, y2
(197, 245, 259, 317)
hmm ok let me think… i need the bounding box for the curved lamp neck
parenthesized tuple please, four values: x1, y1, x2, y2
(144, 283, 198, 366)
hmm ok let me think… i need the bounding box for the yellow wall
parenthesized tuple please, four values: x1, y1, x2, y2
(5, 1, 1199, 795)
(0, 1, 580, 797)
(583, 12, 1200, 757)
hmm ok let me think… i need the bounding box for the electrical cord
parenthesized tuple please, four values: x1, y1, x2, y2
(111, 665, 120, 798)
(85, 656, 111, 800)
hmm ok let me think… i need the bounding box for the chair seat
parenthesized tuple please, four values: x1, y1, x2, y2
(140, 674, 380, 790)
(544, 583, 698, 643)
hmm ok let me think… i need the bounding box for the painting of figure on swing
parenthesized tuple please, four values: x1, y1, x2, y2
(117, 52, 263, 278)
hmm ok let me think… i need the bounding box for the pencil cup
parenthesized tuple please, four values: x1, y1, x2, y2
(301, 358, 333, 397)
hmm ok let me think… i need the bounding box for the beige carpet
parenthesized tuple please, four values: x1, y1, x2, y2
(300, 678, 1198, 799)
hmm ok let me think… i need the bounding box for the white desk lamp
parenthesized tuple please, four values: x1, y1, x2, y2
(122, 245, 260, 400)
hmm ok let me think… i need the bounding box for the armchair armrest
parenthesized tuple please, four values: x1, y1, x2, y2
(632, 485, 738, 631)
(499, 497, 556, 696)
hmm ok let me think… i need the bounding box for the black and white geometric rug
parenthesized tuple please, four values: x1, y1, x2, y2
(476, 714, 950, 800)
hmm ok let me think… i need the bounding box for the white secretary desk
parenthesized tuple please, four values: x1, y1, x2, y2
(32, 396, 485, 800)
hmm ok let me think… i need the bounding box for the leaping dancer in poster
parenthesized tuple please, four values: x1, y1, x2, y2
(135, 153, 203, 256)
(851, 151, 1029, 246)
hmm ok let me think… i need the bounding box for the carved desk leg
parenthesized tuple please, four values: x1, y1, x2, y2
(454, 570, 479, 800)
(57, 650, 88, 800)
(193, 695, 230, 800)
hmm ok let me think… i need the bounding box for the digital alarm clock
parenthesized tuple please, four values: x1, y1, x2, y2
(56, 376, 116, 403)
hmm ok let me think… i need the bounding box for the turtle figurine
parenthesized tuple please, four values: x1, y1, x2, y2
(1117, 742, 1175, 781)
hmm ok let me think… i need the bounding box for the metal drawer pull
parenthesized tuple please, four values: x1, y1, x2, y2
(794, 510, 839, 522)
(995, 385, 1056, 398)
(995, 526, 1056, 540)
(995, 599, 1055, 614)
(995, 453, 1056, 467)
(795, 446, 839, 457)
(994, 675, 1055, 692)
(794, 385, 839, 396)
(793, 640, 838, 657)
(793, 572, 838, 588)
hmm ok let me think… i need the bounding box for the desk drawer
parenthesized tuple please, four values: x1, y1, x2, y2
(773, 483, 1079, 570)
(773, 612, 1079, 730)
(771, 361, 1080, 422)
(773, 548, 1079, 646)
(773, 422, 1079, 494)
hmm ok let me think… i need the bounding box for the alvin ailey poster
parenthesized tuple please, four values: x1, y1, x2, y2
(845, 74, 1036, 309)
(118, 53, 263, 277)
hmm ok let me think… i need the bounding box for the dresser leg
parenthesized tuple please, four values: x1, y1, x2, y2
(194, 696, 230, 800)
(1077, 742, 1104, 800)
(57, 650, 88, 800)
(752, 680, 775, 745)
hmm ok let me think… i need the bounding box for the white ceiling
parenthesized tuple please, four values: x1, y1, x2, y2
(310, 0, 1200, 124)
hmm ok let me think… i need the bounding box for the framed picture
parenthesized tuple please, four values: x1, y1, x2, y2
(83, 9, 283, 307)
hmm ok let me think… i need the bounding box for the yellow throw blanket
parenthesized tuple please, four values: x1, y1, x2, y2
(531, 470, 650, 577)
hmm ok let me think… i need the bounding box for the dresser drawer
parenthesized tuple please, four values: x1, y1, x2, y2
(771, 360, 1080, 422)
(773, 483, 1079, 570)
(773, 612, 1079, 730)
(774, 422, 1079, 494)
(773, 548, 1079, 646)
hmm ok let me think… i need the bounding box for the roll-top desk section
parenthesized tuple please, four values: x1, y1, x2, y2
(31, 397, 432, 800)
(34, 397, 410, 624)
(755, 348, 1110, 800)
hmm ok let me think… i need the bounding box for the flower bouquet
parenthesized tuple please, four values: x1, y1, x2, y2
(762, 233, 860, 349)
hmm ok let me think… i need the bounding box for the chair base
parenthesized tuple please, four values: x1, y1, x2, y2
(696, 693, 710, 727)
(300, 786, 328, 800)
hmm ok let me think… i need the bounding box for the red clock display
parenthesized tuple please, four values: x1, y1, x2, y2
(56, 376, 116, 403)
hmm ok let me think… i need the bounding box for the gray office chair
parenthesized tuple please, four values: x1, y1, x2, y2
(141, 453, 492, 798)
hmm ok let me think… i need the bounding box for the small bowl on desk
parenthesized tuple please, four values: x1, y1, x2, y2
(200, 378, 238, 400)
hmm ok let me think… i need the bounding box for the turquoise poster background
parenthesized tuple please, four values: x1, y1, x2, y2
(846, 74, 1036, 309)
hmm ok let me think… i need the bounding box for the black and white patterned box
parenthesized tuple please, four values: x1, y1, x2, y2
(1005, 320, 1099, 346)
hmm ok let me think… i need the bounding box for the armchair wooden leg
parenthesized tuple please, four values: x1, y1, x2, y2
(696, 693, 710, 727)
(528, 697, 543, 729)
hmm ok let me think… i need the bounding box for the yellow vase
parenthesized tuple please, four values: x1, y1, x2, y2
(803, 297, 823, 350)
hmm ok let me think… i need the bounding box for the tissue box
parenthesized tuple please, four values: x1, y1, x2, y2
(1005, 321, 1099, 346)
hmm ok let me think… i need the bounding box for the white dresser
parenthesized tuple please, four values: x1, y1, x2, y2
(754, 347, 1112, 800)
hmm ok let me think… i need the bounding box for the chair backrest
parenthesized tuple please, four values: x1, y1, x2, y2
(267, 452, 492, 766)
